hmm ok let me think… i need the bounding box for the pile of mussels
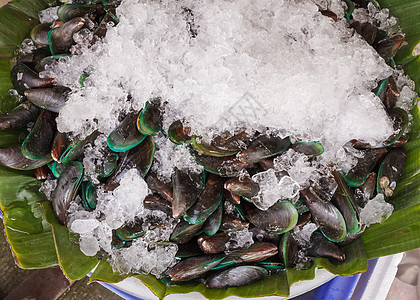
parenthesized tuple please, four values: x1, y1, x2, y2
(0, 0, 411, 289)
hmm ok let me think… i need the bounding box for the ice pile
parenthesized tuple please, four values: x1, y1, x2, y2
(67, 169, 179, 275)
(43, 0, 395, 162)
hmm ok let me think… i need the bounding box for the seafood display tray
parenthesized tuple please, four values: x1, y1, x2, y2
(99, 253, 402, 300)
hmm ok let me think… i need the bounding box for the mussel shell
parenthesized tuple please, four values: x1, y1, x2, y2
(137, 99, 163, 135)
(176, 239, 203, 258)
(17, 47, 51, 67)
(95, 151, 118, 178)
(224, 176, 260, 198)
(51, 162, 65, 178)
(377, 148, 407, 197)
(219, 214, 249, 232)
(11, 63, 55, 94)
(197, 232, 229, 254)
(31, 23, 52, 45)
(354, 172, 376, 207)
(107, 112, 146, 152)
(292, 141, 324, 157)
(223, 189, 241, 205)
(143, 194, 172, 215)
(214, 242, 278, 270)
(184, 173, 224, 225)
(60, 131, 100, 164)
(307, 232, 345, 262)
(190, 136, 240, 157)
(51, 161, 84, 225)
(51, 132, 71, 162)
(193, 152, 252, 177)
(331, 170, 362, 234)
(202, 202, 223, 236)
(172, 168, 204, 218)
(237, 135, 290, 164)
(57, 4, 105, 22)
(343, 148, 387, 187)
(300, 188, 346, 242)
(279, 232, 299, 268)
(169, 254, 226, 282)
(243, 201, 298, 234)
(0, 146, 52, 170)
(170, 220, 203, 244)
(146, 171, 173, 203)
(34, 165, 49, 180)
(116, 220, 145, 241)
(167, 120, 191, 145)
(0, 101, 41, 131)
(206, 265, 268, 289)
(339, 224, 367, 246)
(81, 181, 97, 211)
(351, 21, 377, 45)
(25, 86, 71, 113)
(36, 54, 72, 73)
(375, 34, 404, 60)
(21, 110, 56, 160)
(383, 107, 409, 147)
(47, 17, 85, 55)
(104, 135, 155, 191)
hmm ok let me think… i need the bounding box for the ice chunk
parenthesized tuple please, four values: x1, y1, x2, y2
(79, 235, 100, 256)
(38, 7, 59, 23)
(70, 219, 100, 234)
(251, 169, 281, 210)
(225, 229, 254, 252)
(360, 194, 394, 226)
(293, 223, 318, 246)
(278, 176, 301, 200)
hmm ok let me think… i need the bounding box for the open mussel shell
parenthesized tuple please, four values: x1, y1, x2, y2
(307, 231, 346, 262)
(243, 201, 298, 235)
(184, 173, 223, 225)
(193, 152, 251, 177)
(237, 135, 290, 164)
(292, 141, 324, 157)
(224, 176, 260, 198)
(206, 265, 268, 289)
(21, 110, 56, 160)
(34, 165, 49, 180)
(331, 170, 362, 234)
(31, 23, 52, 46)
(47, 17, 85, 55)
(57, 3, 105, 22)
(0, 101, 41, 131)
(145, 172, 173, 203)
(170, 220, 203, 244)
(214, 242, 278, 270)
(279, 232, 299, 268)
(104, 135, 155, 191)
(11, 63, 55, 94)
(136, 99, 163, 135)
(377, 148, 407, 197)
(300, 188, 347, 242)
(52, 161, 84, 226)
(107, 112, 146, 152)
(168, 254, 226, 282)
(60, 131, 100, 164)
(81, 181, 97, 211)
(167, 120, 191, 145)
(202, 202, 223, 236)
(25, 86, 71, 113)
(172, 168, 204, 218)
(343, 148, 388, 187)
(197, 232, 229, 254)
(116, 220, 145, 241)
(176, 240, 203, 258)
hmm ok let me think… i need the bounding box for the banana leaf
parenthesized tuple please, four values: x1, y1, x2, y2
(0, 0, 420, 299)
